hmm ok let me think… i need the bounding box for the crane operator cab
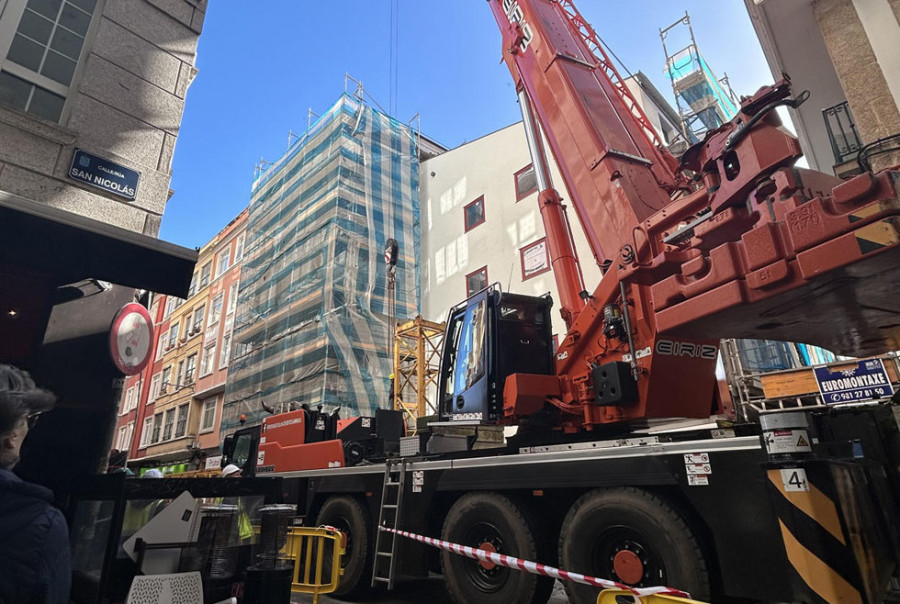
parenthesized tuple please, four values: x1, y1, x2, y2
(438, 284, 554, 424)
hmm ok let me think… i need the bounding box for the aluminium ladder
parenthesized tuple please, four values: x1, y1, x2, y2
(371, 458, 407, 589)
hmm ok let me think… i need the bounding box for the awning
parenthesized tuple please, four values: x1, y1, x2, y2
(0, 191, 197, 297)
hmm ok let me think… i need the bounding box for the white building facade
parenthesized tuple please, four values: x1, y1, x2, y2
(419, 121, 604, 343)
(419, 77, 681, 342)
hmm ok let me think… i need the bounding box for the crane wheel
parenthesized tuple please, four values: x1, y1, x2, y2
(559, 488, 711, 604)
(316, 495, 372, 599)
(440, 492, 553, 604)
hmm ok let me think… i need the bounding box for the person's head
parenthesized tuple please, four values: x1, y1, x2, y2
(220, 464, 242, 478)
(0, 364, 56, 470)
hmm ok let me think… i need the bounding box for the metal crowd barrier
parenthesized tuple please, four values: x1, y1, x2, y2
(285, 526, 345, 603)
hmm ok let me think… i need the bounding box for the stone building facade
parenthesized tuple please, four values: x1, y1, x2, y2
(745, 0, 900, 174)
(0, 0, 203, 485)
(0, 0, 206, 233)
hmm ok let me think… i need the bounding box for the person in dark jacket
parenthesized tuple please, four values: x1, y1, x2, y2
(0, 364, 70, 604)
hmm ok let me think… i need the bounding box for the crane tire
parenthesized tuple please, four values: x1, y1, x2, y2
(559, 487, 710, 603)
(441, 492, 554, 604)
(316, 495, 372, 599)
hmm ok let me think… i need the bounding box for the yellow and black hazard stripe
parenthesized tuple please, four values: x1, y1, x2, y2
(853, 217, 900, 256)
(765, 461, 877, 604)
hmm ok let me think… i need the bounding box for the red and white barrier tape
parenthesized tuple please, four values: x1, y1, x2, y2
(379, 526, 690, 598)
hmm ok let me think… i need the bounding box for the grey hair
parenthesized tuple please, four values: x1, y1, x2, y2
(0, 364, 56, 437)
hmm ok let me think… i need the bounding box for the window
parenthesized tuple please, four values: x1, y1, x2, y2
(188, 273, 197, 298)
(520, 238, 550, 280)
(149, 373, 161, 402)
(466, 266, 488, 296)
(199, 262, 212, 288)
(514, 164, 538, 200)
(174, 403, 188, 438)
(190, 305, 204, 335)
(116, 425, 127, 450)
(0, 0, 98, 122)
(219, 334, 231, 369)
(140, 417, 153, 448)
(156, 330, 168, 358)
(151, 413, 162, 443)
(164, 297, 178, 318)
(167, 323, 179, 349)
(227, 281, 239, 315)
(175, 360, 184, 388)
(161, 366, 172, 394)
(200, 397, 216, 432)
(184, 354, 196, 385)
(208, 293, 223, 326)
(120, 387, 132, 415)
(124, 383, 140, 412)
(445, 298, 488, 397)
(162, 409, 175, 441)
(215, 247, 230, 278)
(463, 196, 485, 231)
(201, 343, 216, 376)
(234, 234, 245, 262)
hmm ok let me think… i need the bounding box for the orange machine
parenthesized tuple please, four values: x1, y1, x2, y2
(256, 410, 345, 473)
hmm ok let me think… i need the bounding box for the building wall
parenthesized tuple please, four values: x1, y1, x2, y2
(744, 0, 848, 172)
(222, 95, 420, 433)
(124, 211, 247, 471)
(193, 210, 246, 454)
(420, 123, 604, 341)
(0, 0, 206, 234)
(814, 0, 900, 169)
(745, 0, 900, 172)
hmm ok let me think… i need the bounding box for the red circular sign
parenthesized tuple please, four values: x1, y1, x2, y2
(109, 302, 154, 375)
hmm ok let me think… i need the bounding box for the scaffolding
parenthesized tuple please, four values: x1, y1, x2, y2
(660, 12, 739, 143)
(721, 338, 841, 421)
(221, 93, 421, 434)
(392, 317, 444, 432)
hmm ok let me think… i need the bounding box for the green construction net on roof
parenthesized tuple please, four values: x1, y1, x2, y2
(666, 47, 738, 135)
(221, 94, 421, 435)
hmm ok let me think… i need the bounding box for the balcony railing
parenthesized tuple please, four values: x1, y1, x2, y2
(823, 101, 862, 164)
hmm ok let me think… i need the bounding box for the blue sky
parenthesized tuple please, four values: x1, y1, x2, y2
(161, 1, 774, 248)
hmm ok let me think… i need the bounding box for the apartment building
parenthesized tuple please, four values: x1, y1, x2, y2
(114, 209, 247, 473)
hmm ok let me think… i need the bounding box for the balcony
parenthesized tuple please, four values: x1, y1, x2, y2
(823, 101, 862, 177)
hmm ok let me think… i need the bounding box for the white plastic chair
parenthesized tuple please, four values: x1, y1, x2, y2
(125, 571, 236, 604)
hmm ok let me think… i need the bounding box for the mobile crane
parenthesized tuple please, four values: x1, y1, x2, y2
(223, 1, 900, 602)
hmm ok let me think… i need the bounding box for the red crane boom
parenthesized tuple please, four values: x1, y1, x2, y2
(488, 0, 900, 430)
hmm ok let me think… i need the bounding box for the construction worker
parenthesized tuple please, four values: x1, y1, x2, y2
(219, 464, 254, 543)
(388, 373, 395, 405)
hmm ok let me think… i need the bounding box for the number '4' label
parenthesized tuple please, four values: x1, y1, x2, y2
(781, 468, 809, 492)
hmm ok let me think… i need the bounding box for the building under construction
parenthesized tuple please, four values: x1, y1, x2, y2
(661, 12, 739, 142)
(220, 94, 424, 433)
